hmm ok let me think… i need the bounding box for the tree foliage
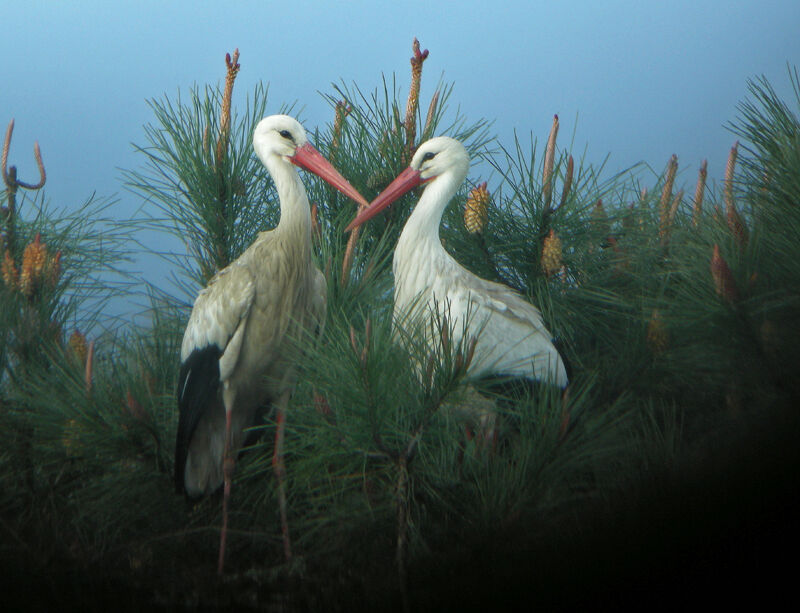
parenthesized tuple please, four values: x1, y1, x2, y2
(1, 47, 798, 610)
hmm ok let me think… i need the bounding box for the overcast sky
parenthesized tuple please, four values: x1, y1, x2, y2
(2, 0, 799, 303)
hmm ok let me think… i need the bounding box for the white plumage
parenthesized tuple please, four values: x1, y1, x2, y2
(175, 114, 366, 573)
(180, 263, 255, 388)
(348, 136, 567, 387)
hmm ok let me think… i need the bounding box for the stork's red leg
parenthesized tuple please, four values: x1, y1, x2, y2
(217, 407, 234, 575)
(273, 394, 292, 561)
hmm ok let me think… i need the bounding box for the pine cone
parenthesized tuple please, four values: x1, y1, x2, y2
(20, 234, 48, 298)
(541, 229, 563, 278)
(1, 249, 18, 290)
(464, 182, 489, 234)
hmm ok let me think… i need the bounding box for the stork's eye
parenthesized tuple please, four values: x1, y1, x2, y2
(279, 130, 293, 140)
(422, 151, 436, 162)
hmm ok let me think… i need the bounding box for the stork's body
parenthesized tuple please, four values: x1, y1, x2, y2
(176, 220, 324, 494)
(348, 136, 567, 388)
(175, 115, 367, 574)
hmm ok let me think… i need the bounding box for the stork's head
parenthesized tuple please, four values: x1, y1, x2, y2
(411, 136, 470, 183)
(346, 136, 470, 232)
(253, 114, 368, 208)
(253, 114, 309, 163)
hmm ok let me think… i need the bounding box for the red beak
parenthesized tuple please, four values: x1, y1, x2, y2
(291, 143, 368, 209)
(345, 166, 424, 232)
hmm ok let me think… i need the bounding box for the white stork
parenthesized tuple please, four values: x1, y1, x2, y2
(346, 136, 567, 404)
(175, 114, 368, 574)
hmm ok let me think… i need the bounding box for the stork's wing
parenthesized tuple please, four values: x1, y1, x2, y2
(439, 268, 568, 387)
(175, 263, 255, 493)
(180, 263, 256, 378)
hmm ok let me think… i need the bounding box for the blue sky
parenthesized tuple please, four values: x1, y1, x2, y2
(2, 0, 799, 302)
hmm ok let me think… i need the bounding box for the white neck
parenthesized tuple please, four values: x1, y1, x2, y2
(397, 168, 462, 249)
(265, 155, 312, 238)
(393, 166, 466, 310)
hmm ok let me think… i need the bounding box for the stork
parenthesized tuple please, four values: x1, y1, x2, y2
(347, 137, 567, 416)
(176, 114, 368, 574)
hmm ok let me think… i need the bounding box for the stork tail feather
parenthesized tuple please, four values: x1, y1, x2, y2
(175, 345, 222, 494)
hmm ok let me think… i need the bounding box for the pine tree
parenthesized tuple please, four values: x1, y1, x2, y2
(1, 45, 798, 611)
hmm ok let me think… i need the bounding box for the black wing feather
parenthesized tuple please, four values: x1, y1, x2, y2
(174, 345, 222, 494)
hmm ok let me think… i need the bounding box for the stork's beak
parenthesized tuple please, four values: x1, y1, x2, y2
(345, 166, 426, 232)
(291, 143, 369, 209)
